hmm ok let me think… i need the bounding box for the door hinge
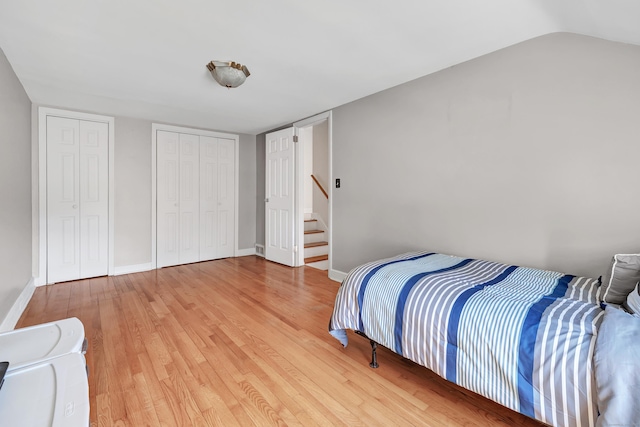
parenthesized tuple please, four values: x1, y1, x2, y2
(293, 135, 299, 143)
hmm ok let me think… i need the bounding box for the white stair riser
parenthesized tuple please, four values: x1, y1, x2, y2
(306, 260, 329, 270)
(305, 245, 328, 258)
(304, 221, 319, 232)
(304, 232, 325, 244)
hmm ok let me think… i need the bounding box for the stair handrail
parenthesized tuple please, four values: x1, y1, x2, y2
(311, 174, 328, 199)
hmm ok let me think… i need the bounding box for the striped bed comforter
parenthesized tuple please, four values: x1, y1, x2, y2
(329, 252, 604, 427)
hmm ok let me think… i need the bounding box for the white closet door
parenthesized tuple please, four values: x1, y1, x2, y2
(178, 134, 200, 264)
(157, 131, 180, 268)
(47, 116, 109, 283)
(199, 137, 235, 261)
(217, 138, 235, 258)
(79, 120, 109, 278)
(200, 136, 218, 261)
(47, 117, 81, 283)
(156, 128, 235, 267)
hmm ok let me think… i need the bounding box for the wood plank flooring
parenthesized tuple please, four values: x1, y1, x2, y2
(17, 256, 545, 426)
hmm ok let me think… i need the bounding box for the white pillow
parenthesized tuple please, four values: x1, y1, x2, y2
(623, 282, 640, 316)
(594, 306, 640, 426)
(600, 254, 640, 304)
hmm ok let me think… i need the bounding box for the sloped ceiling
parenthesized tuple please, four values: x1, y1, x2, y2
(1, 0, 640, 134)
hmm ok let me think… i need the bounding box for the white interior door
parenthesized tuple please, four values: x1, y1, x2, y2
(265, 127, 296, 266)
(47, 116, 108, 283)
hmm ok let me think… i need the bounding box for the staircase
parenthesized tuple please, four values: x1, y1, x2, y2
(304, 219, 328, 270)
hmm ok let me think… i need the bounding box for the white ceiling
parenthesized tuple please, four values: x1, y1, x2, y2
(1, 0, 640, 135)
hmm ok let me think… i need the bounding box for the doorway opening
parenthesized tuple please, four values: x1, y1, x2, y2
(296, 116, 330, 271)
(263, 112, 332, 272)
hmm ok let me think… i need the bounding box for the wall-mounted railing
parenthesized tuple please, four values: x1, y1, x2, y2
(311, 174, 328, 199)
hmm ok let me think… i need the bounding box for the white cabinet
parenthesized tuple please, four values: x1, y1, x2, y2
(156, 130, 236, 268)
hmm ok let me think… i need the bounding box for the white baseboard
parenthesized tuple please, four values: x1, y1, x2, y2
(0, 277, 36, 332)
(236, 248, 256, 257)
(113, 262, 154, 276)
(329, 269, 347, 283)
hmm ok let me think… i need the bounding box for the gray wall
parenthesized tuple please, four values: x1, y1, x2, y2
(238, 133, 257, 250)
(0, 47, 32, 322)
(255, 133, 266, 247)
(114, 116, 152, 266)
(331, 32, 640, 279)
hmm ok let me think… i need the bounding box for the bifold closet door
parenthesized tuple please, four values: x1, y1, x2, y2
(157, 130, 235, 268)
(200, 137, 235, 261)
(157, 131, 200, 268)
(215, 138, 235, 259)
(199, 136, 217, 261)
(47, 116, 108, 283)
(157, 131, 180, 268)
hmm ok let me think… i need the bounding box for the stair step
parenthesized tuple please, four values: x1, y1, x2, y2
(304, 242, 328, 258)
(304, 218, 320, 232)
(306, 259, 328, 271)
(304, 229, 324, 235)
(304, 241, 328, 248)
(305, 255, 328, 264)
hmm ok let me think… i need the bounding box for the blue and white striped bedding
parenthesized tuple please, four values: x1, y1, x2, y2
(329, 251, 604, 427)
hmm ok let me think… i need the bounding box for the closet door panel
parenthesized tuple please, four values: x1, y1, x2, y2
(47, 116, 81, 283)
(200, 136, 218, 261)
(179, 133, 200, 264)
(217, 138, 235, 258)
(79, 120, 109, 278)
(157, 131, 180, 268)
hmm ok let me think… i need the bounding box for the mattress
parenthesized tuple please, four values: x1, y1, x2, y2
(329, 251, 604, 427)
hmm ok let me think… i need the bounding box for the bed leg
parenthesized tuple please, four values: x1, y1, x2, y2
(369, 340, 379, 369)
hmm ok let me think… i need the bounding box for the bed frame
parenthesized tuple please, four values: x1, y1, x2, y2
(354, 330, 379, 368)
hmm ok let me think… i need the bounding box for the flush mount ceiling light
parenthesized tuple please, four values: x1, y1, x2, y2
(206, 60, 250, 88)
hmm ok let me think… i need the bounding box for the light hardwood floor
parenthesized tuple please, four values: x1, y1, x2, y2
(18, 256, 544, 426)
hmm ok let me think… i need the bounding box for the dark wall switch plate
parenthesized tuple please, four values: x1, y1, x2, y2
(336, 178, 341, 188)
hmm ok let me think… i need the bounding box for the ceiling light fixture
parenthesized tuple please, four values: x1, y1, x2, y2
(206, 60, 250, 88)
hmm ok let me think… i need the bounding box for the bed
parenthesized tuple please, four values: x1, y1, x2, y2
(328, 251, 640, 427)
